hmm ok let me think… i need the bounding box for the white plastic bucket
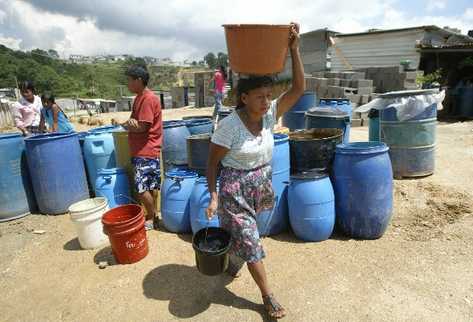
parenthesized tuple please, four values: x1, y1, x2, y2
(68, 197, 110, 249)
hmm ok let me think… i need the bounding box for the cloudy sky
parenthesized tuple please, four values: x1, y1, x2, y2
(0, 0, 472, 61)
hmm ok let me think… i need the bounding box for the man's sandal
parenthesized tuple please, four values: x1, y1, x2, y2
(262, 294, 286, 319)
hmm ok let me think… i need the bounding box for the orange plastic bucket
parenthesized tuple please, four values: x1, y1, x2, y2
(223, 24, 290, 75)
(102, 204, 148, 264)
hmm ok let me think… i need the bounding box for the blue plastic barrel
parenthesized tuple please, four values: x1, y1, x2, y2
(257, 134, 289, 236)
(89, 125, 120, 134)
(161, 169, 198, 233)
(333, 142, 393, 239)
(456, 87, 473, 117)
(190, 176, 219, 234)
(305, 107, 351, 143)
(25, 133, 89, 214)
(282, 91, 316, 130)
(379, 90, 437, 178)
(185, 119, 213, 135)
(163, 120, 190, 168)
(83, 132, 117, 191)
(288, 170, 335, 241)
(95, 167, 131, 208)
(0, 133, 36, 221)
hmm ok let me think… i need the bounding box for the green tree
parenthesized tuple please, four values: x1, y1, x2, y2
(216, 52, 228, 68)
(204, 52, 217, 69)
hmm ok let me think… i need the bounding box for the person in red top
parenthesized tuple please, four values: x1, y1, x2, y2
(122, 65, 162, 230)
(211, 65, 227, 118)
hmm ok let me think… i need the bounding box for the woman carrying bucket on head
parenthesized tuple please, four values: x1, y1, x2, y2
(206, 23, 305, 319)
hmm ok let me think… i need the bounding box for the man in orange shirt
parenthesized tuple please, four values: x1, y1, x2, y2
(122, 65, 162, 230)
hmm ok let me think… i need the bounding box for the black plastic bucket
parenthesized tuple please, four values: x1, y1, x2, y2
(192, 227, 232, 276)
(289, 128, 343, 173)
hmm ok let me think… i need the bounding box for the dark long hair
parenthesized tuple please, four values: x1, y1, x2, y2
(236, 76, 274, 109)
(219, 65, 227, 80)
(19, 80, 36, 94)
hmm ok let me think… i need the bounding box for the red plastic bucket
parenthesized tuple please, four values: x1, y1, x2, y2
(102, 204, 149, 264)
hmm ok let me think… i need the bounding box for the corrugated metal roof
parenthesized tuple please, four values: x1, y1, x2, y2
(329, 28, 424, 70)
(335, 25, 444, 38)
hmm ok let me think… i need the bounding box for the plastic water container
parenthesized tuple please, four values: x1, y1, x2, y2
(190, 177, 219, 234)
(332, 142, 393, 239)
(68, 197, 110, 249)
(257, 134, 289, 236)
(95, 168, 131, 208)
(288, 170, 335, 241)
(161, 169, 198, 233)
(83, 132, 117, 191)
(282, 91, 316, 130)
(25, 133, 89, 214)
(305, 107, 351, 143)
(0, 133, 36, 221)
(163, 120, 190, 169)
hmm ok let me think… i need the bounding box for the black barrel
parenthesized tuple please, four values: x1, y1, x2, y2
(192, 227, 232, 276)
(289, 128, 343, 173)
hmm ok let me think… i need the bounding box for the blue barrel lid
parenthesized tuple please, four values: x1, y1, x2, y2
(273, 133, 289, 143)
(306, 107, 350, 119)
(0, 132, 22, 140)
(89, 125, 120, 134)
(98, 167, 126, 175)
(186, 119, 213, 127)
(336, 142, 389, 154)
(165, 168, 198, 178)
(291, 168, 328, 180)
(25, 132, 77, 142)
(164, 120, 186, 128)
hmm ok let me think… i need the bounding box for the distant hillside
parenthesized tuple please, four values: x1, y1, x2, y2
(0, 45, 209, 99)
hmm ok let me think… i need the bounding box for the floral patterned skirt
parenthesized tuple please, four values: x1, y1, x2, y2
(218, 164, 274, 263)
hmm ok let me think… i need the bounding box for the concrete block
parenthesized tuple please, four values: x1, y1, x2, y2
(399, 71, 419, 80)
(351, 71, 366, 80)
(317, 86, 328, 98)
(345, 93, 361, 104)
(360, 94, 370, 105)
(305, 77, 317, 92)
(315, 78, 329, 88)
(351, 79, 373, 88)
(340, 71, 355, 79)
(356, 87, 373, 95)
(312, 71, 326, 78)
(351, 119, 363, 127)
(325, 71, 341, 79)
(328, 78, 341, 86)
(327, 85, 345, 97)
(340, 79, 352, 87)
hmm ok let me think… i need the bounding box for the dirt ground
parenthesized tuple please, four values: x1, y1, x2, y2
(1, 109, 472, 322)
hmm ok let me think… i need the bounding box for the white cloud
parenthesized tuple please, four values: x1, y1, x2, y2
(426, 0, 446, 12)
(0, 0, 472, 60)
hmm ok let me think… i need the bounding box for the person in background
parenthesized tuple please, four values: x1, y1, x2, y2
(206, 23, 304, 319)
(121, 65, 162, 230)
(39, 92, 74, 133)
(12, 81, 42, 136)
(212, 65, 227, 118)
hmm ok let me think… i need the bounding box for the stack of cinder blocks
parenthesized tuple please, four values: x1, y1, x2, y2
(306, 71, 377, 126)
(307, 71, 376, 107)
(357, 66, 423, 93)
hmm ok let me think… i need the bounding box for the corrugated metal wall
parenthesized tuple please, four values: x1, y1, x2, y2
(329, 29, 425, 70)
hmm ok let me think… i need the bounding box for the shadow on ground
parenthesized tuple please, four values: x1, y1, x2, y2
(63, 238, 81, 251)
(143, 264, 272, 321)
